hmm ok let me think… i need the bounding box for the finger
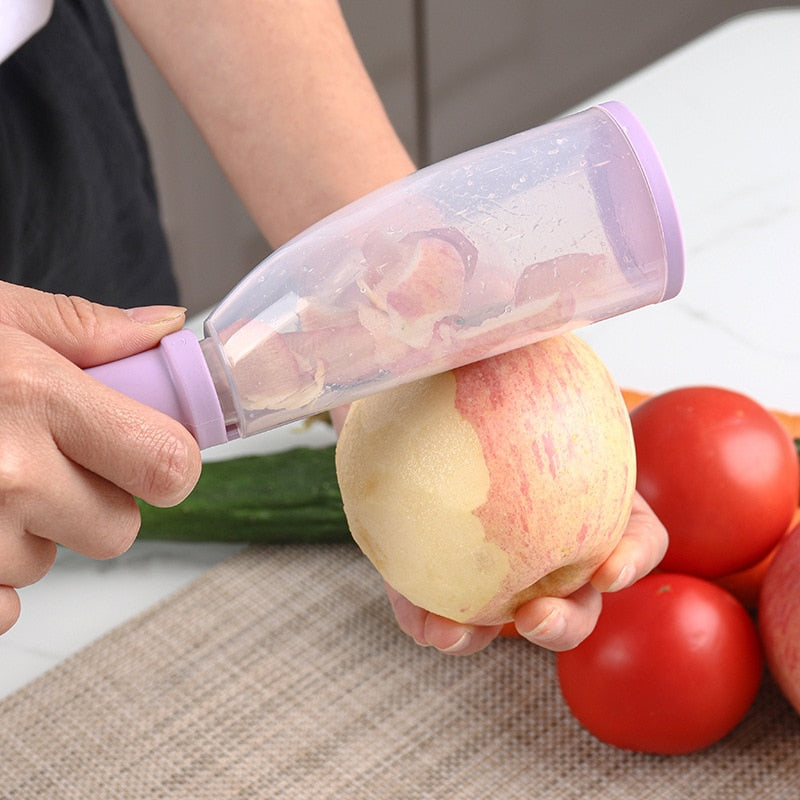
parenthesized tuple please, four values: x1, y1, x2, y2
(0, 587, 21, 635)
(47, 365, 202, 508)
(329, 404, 350, 435)
(0, 282, 186, 366)
(422, 614, 502, 656)
(0, 529, 56, 588)
(384, 582, 427, 643)
(0, 430, 142, 560)
(590, 492, 668, 593)
(19, 453, 143, 560)
(2, 326, 201, 509)
(515, 583, 603, 651)
(385, 583, 501, 655)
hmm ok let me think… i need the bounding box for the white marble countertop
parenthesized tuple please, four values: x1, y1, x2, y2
(2, 8, 799, 700)
(577, 7, 800, 412)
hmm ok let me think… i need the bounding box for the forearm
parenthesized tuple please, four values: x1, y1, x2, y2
(113, 0, 416, 246)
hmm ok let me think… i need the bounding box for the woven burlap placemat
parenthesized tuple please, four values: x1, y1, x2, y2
(0, 543, 797, 799)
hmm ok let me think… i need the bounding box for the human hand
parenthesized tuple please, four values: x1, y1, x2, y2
(385, 491, 667, 654)
(0, 283, 203, 634)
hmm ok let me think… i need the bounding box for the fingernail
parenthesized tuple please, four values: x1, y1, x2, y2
(606, 563, 636, 593)
(439, 630, 472, 654)
(521, 607, 566, 644)
(125, 305, 186, 325)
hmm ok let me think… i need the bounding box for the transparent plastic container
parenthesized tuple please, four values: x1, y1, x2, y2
(87, 102, 683, 449)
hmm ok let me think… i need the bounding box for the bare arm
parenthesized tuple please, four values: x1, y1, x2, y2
(112, 0, 416, 246)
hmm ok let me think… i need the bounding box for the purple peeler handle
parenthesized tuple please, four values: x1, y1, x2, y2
(85, 330, 229, 449)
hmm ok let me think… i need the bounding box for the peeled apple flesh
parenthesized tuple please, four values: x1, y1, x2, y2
(335, 333, 637, 625)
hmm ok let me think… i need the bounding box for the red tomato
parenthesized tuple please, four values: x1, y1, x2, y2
(713, 545, 780, 609)
(630, 386, 799, 578)
(714, 509, 800, 608)
(556, 573, 763, 754)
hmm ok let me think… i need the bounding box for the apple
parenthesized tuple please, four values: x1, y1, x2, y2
(335, 332, 636, 625)
(759, 519, 800, 713)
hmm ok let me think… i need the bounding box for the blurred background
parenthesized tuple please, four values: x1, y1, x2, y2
(109, 0, 795, 315)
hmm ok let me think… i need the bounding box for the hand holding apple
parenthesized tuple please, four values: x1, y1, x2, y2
(335, 333, 663, 651)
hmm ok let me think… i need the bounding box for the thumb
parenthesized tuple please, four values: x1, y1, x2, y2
(0, 281, 187, 367)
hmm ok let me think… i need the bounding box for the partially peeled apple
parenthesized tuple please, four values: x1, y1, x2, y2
(335, 332, 636, 625)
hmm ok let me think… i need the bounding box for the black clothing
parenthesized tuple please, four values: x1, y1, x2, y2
(0, 0, 178, 306)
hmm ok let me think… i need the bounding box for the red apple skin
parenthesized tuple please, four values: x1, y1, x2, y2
(760, 520, 800, 713)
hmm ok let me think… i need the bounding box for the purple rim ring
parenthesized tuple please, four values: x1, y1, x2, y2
(599, 101, 685, 301)
(86, 330, 228, 450)
(158, 331, 228, 449)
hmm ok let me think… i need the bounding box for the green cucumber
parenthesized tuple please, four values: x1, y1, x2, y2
(137, 445, 350, 544)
